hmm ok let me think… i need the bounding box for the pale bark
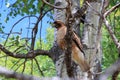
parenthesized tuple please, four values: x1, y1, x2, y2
(53, 0, 105, 79)
(82, 0, 104, 79)
(99, 59, 120, 80)
(54, 0, 68, 78)
(53, 0, 85, 79)
(0, 66, 40, 80)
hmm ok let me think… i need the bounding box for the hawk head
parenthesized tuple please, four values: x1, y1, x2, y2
(52, 20, 65, 29)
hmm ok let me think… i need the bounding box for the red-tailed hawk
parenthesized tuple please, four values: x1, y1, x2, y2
(53, 20, 90, 72)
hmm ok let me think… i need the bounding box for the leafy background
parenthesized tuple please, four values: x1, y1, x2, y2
(0, 0, 120, 79)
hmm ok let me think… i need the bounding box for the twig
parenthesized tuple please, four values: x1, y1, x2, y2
(34, 58, 44, 76)
(103, 2, 120, 53)
(103, 16, 120, 53)
(104, 2, 120, 17)
(0, 32, 21, 35)
(31, 59, 33, 75)
(11, 59, 22, 69)
(13, 46, 24, 53)
(15, 60, 25, 72)
(22, 59, 27, 73)
(41, 0, 66, 9)
(4, 15, 38, 46)
(40, 19, 42, 49)
(31, 8, 53, 51)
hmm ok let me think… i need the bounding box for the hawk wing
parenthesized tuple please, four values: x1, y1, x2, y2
(72, 31, 85, 56)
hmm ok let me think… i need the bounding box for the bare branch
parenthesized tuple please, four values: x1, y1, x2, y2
(0, 66, 63, 80)
(99, 58, 120, 80)
(22, 59, 27, 73)
(0, 66, 40, 80)
(34, 58, 44, 76)
(10, 59, 22, 69)
(103, 17, 120, 53)
(41, 0, 66, 9)
(102, 2, 120, 53)
(4, 15, 38, 46)
(31, 60, 33, 75)
(31, 8, 53, 50)
(0, 44, 51, 59)
(15, 60, 26, 72)
(104, 2, 120, 17)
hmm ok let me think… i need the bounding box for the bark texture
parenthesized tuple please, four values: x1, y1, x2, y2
(53, 0, 104, 79)
(54, 0, 68, 78)
(82, 0, 104, 79)
(53, 0, 84, 79)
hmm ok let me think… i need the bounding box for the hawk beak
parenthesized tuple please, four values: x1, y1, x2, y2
(51, 22, 56, 28)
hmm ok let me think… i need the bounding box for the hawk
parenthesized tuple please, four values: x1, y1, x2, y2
(53, 20, 90, 72)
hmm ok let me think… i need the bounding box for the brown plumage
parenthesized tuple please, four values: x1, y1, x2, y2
(53, 20, 90, 72)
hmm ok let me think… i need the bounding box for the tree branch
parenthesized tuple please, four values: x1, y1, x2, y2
(64, 0, 74, 78)
(0, 66, 40, 80)
(104, 2, 120, 17)
(103, 2, 120, 53)
(0, 44, 51, 59)
(0, 66, 63, 80)
(31, 8, 53, 50)
(4, 15, 38, 46)
(99, 58, 120, 80)
(103, 16, 120, 53)
(41, 0, 66, 9)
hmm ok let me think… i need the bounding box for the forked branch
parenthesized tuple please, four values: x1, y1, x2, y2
(0, 44, 51, 59)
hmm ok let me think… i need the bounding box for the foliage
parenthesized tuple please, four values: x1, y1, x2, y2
(36, 27, 54, 50)
(102, 27, 118, 69)
(101, 0, 120, 79)
(5, 0, 53, 19)
(0, 0, 120, 79)
(0, 27, 55, 79)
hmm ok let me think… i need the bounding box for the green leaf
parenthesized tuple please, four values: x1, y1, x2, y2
(4, 17, 9, 23)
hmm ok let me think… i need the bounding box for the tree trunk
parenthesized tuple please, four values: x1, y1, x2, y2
(82, 0, 104, 79)
(53, 0, 104, 79)
(53, 0, 82, 79)
(54, 0, 68, 78)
